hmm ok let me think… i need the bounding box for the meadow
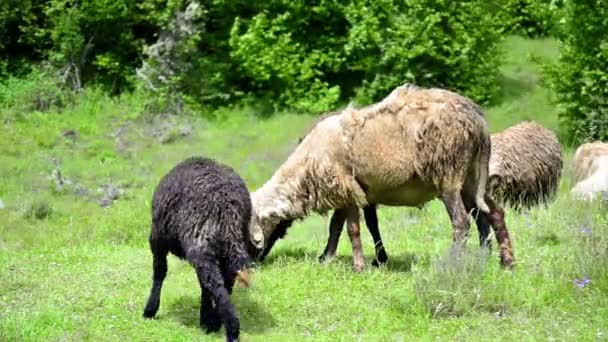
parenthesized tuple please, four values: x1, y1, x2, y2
(1, 36, 607, 341)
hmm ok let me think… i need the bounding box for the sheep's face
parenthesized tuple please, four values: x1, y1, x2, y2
(250, 209, 294, 261)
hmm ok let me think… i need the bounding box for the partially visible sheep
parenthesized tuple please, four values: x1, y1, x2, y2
(488, 121, 563, 209)
(253, 83, 514, 271)
(570, 141, 608, 201)
(142, 156, 264, 342)
(570, 141, 608, 183)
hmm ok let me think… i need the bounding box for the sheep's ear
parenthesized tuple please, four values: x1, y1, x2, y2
(248, 215, 265, 250)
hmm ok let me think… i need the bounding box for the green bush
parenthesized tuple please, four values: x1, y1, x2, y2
(543, 0, 608, 143)
(500, 0, 563, 38)
(2, 0, 507, 114)
(0, 65, 75, 119)
(229, 0, 505, 112)
(0, 0, 49, 77)
(0, 0, 172, 94)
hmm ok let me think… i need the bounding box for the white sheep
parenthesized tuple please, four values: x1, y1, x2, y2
(251, 84, 515, 271)
(570, 141, 608, 201)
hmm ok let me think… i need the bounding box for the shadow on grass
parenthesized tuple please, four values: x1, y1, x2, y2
(166, 292, 276, 334)
(258, 247, 319, 266)
(259, 246, 434, 274)
(382, 251, 432, 273)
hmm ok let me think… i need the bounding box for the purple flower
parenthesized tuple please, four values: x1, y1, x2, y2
(602, 191, 608, 202)
(579, 226, 592, 234)
(574, 277, 590, 288)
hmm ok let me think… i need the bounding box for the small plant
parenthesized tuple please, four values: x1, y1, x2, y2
(25, 199, 53, 220)
(413, 248, 508, 318)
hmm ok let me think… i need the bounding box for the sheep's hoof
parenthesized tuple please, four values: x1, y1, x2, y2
(143, 302, 159, 319)
(500, 256, 514, 270)
(142, 310, 156, 319)
(372, 249, 388, 267)
(353, 262, 364, 272)
(371, 259, 384, 268)
(201, 313, 222, 333)
(318, 253, 334, 264)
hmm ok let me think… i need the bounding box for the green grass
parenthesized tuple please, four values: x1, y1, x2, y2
(488, 36, 561, 135)
(1, 36, 608, 341)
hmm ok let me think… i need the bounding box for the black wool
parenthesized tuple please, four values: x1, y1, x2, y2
(142, 156, 257, 342)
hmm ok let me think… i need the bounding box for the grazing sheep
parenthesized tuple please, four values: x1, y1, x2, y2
(294, 111, 388, 266)
(487, 121, 563, 209)
(142, 156, 264, 342)
(570, 141, 608, 201)
(295, 120, 561, 267)
(252, 83, 514, 271)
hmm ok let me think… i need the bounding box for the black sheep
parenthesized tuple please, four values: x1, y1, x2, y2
(142, 156, 264, 342)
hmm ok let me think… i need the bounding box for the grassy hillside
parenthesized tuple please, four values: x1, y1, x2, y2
(1, 36, 607, 341)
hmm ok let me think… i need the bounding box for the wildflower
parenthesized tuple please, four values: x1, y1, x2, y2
(579, 226, 592, 234)
(573, 277, 590, 288)
(601, 191, 608, 202)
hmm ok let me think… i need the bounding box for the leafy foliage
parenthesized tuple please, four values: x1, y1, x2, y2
(0, 0, 48, 77)
(499, 0, 564, 38)
(1, 0, 506, 114)
(543, 0, 608, 143)
(229, 0, 505, 112)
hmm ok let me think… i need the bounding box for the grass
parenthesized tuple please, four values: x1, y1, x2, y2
(1, 35, 607, 341)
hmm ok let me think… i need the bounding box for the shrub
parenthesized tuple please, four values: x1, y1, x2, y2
(229, 0, 505, 112)
(543, 0, 608, 143)
(0, 0, 48, 78)
(2, 0, 507, 114)
(0, 65, 75, 119)
(500, 0, 564, 38)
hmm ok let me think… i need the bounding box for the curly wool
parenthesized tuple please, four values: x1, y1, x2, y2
(488, 121, 563, 209)
(142, 156, 257, 342)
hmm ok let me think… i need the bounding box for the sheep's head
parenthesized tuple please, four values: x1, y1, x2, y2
(250, 189, 296, 261)
(258, 216, 294, 261)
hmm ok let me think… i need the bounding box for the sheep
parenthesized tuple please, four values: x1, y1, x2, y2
(487, 121, 563, 209)
(570, 141, 608, 201)
(294, 111, 388, 266)
(252, 83, 514, 272)
(300, 121, 561, 267)
(142, 156, 265, 342)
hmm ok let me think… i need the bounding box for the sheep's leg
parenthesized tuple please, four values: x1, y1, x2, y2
(143, 239, 168, 318)
(200, 288, 221, 333)
(318, 208, 348, 263)
(196, 255, 240, 341)
(345, 206, 365, 272)
(475, 210, 492, 249)
(463, 199, 492, 249)
(441, 191, 471, 253)
(363, 205, 388, 267)
(485, 196, 515, 268)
